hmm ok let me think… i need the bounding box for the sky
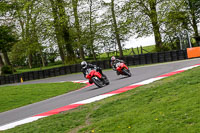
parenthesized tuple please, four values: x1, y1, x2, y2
(124, 35, 155, 48)
(101, 0, 156, 49)
(124, 23, 200, 49)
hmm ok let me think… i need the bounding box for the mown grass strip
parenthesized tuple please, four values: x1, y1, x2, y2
(14, 45, 155, 74)
(0, 82, 86, 113)
(15, 64, 64, 74)
(98, 45, 155, 59)
(3, 66, 200, 133)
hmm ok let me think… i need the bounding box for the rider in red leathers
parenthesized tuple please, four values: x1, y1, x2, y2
(110, 56, 125, 75)
(81, 61, 105, 84)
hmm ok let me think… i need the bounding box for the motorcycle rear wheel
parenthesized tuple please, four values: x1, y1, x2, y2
(92, 77, 104, 88)
(122, 68, 132, 77)
(102, 75, 109, 85)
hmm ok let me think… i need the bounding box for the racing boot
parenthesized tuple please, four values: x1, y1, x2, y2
(89, 79, 93, 84)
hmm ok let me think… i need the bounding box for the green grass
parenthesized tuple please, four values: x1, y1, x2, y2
(97, 45, 155, 59)
(3, 66, 200, 133)
(14, 45, 155, 74)
(15, 64, 64, 74)
(0, 82, 86, 113)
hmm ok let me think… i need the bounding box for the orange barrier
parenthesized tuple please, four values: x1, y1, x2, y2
(187, 47, 200, 58)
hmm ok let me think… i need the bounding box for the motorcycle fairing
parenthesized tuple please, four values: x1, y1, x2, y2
(116, 63, 128, 73)
(86, 70, 102, 80)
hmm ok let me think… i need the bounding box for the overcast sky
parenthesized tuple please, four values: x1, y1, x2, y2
(124, 36, 155, 48)
(125, 23, 200, 49)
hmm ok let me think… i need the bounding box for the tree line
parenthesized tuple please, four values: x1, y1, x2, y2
(0, 0, 199, 71)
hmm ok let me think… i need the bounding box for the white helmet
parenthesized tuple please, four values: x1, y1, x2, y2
(81, 61, 87, 69)
(111, 56, 116, 61)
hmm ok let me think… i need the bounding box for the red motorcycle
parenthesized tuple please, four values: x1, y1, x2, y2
(85, 68, 109, 88)
(115, 62, 132, 77)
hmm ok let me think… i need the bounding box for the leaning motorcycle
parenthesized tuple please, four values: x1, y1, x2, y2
(85, 68, 109, 88)
(115, 62, 132, 77)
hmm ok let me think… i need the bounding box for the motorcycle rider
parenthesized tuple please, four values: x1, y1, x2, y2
(81, 61, 106, 84)
(110, 56, 125, 75)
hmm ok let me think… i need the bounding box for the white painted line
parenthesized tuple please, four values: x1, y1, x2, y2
(72, 80, 82, 83)
(81, 81, 89, 83)
(0, 116, 46, 131)
(131, 77, 165, 85)
(176, 65, 199, 71)
(72, 80, 87, 83)
(74, 94, 116, 104)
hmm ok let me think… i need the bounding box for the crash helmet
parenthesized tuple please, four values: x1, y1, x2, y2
(111, 56, 116, 61)
(81, 61, 87, 69)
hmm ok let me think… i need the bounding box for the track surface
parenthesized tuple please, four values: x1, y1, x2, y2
(0, 58, 200, 126)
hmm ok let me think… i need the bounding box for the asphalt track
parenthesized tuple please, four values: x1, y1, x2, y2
(0, 58, 200, 127)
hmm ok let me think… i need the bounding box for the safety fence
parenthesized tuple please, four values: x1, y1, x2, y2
(0, 50, 188, 85)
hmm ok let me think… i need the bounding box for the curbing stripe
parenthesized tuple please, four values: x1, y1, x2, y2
(34, 104, 84, 117)
(104, 85, 142, 94)
(176, 65, 199, 71)
(72, 80, 93, 89)
(157, 70, 185, 77)
(0, 116, 46, 131)
(74, 94, 116, 104)
(72, 80, 87, 83)
(133, 77, 165, 85)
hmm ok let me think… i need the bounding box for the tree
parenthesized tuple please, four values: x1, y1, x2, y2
(185, 0, 200, 37)
(49, 0, 76, 64)
(29, 0, 46, 67)
(110, 0, 123, 57)
(162, 0, 200, 49)
(0, 25, 17, 66)
(49, 0, 66, 63)
(12, 0, 44, 68)
(72, 0, 85, 60)
(99, 0, 127, 57)
(88, 0, 97, 60)
(158, 0, 188, 50)
(125, 0, 165, 51)
(0, 54, 4, 68)
(0, 1, 15, 73)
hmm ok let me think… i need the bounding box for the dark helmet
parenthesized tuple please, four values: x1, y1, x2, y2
(81, 61, 87, 69)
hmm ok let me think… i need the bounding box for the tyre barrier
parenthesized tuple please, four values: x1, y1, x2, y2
(0, 50, 188, 85)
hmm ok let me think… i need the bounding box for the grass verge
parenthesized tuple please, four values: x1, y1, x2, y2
(0, 82, 86, 113)
(14, 64, 64, 74)
(2, 66, 200, 133)
(97, 45, 155, 59)
(14, 45, 155, 74)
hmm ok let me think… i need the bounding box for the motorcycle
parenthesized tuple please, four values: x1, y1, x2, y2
(115, 62, 132, 77)
(85, 68, 109, 88)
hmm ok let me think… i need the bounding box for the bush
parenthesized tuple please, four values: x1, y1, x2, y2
(1, 65, 13, 75)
